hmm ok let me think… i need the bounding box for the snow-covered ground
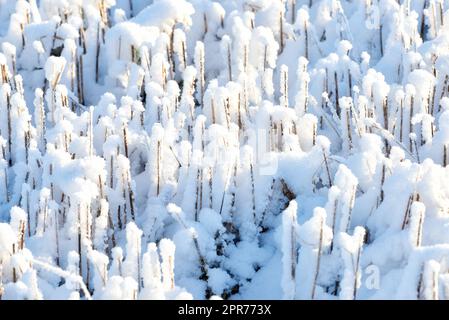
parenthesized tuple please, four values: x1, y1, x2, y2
(1, 0, 449, 300)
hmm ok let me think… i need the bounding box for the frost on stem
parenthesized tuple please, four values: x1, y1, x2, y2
(45, 56, 66, 124)
(295, 8, 312, 60)
(339, 226, 366, 300)
(0, 137, 9, 204)
(250, 26, 278, 72)
(409, 201, 425, 248)
(340, 97, 354, 152)
(88, 249, 109, 294)
(421, 260, 440, 300)
(123, 222, 142, 290)
(295, 57, 310, 116)
(173, 29, 187, 75)
(115, 154, 135, 225)
(159, 238, 176, 291)
(281, 200, 298, 299)
(140, 243, 163, 298)
(33, 88, 46, 153)
(297, 207, 333, 299)
(10, 207, 27, 251)
(280, 64, 289, 108)
(2, 42, 17, 76)
(194, 41, 205, 107)
(179, 66, 197, 134)
(147, 124, 165, 198)
(236, 146, 257, 240)
(93, 199, 109, 254)
(325, 164, 358, 250)
(221, 36, 232, 83)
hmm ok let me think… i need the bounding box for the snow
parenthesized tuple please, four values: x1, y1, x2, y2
(2, 0, 449, 301)
(44, 56, 66, 88)
(281, 200, 298, 299)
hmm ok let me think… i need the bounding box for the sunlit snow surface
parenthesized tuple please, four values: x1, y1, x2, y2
(0, 0, 449, 300)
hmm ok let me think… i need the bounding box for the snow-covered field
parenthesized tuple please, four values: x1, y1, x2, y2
(1, 0, 449, 300)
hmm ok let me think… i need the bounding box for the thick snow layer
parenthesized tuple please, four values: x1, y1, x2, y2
(2, 0, 449, 300)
